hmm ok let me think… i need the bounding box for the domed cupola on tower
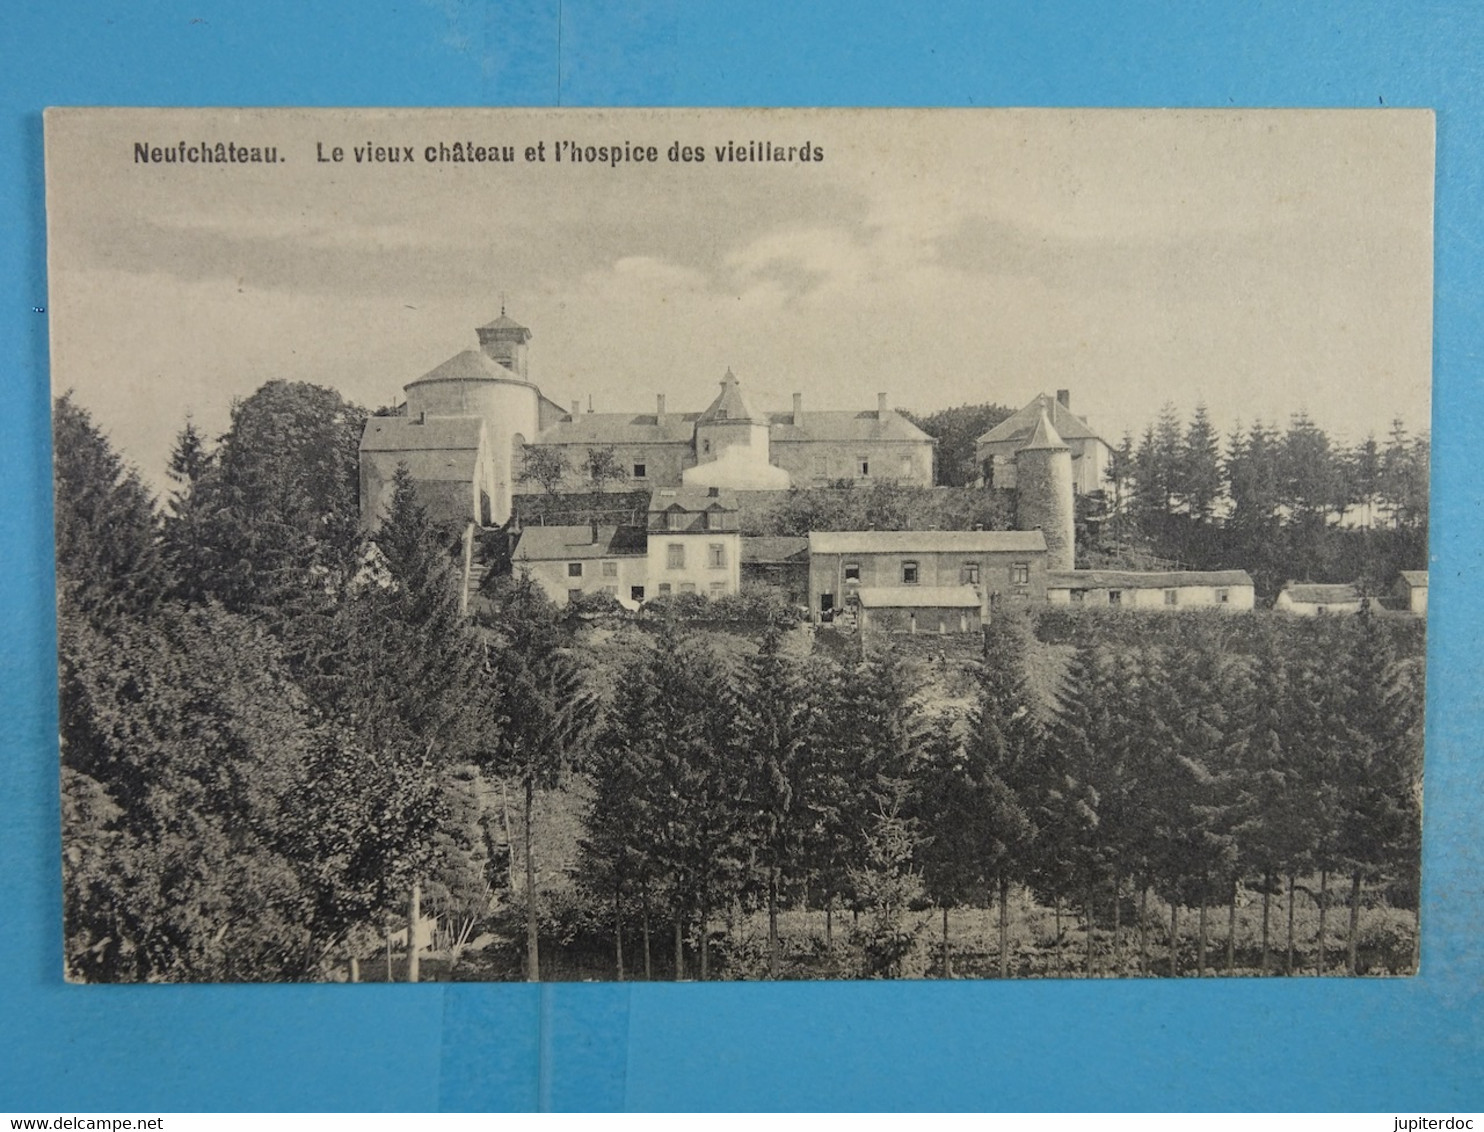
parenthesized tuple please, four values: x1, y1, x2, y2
(683, 368, 791, 490)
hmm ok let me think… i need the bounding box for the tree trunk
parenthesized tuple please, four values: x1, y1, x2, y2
(768, 867, 780, 979)
(523, 778, 540, 982)
(500, 779, 518, 893)
(699, 899, 710, 982)
(1112, 875, 1122, 977)
(1226, 880, 1237, 974)
(998, 873, 1011, 980)
(642, 882, 652, 981)
(1260, 873, 1272, 975)
(349, 957, 359, 983)
(407, 881, 421, 984)
(674, 917, 684, 981)
(1169, 902, 1179, 978)
(1054, 896, 1063, 976)
(1197, 900, 1207, 977)
(614, 881, 625, 982)
(1084, 881, 1095, 978)
(1139, 884, 1149, 976)
(1317, 868, 1329, 976)
(942, 905, 952, 978)
(825, 898, 834, 950)
(1347, 870, 1362, 976)
(1285, 873, 1296, 976)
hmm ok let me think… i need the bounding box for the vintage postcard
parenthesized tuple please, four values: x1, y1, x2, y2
(45, 108, 1432, 982)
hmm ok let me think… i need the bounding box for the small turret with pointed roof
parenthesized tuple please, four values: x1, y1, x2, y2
(697, 367, 760, 424)
(1015, 402, 1075, 570)
(476, 303, 532, 378)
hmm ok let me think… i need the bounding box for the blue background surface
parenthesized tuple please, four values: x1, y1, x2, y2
(3, 1, 1481, 1112)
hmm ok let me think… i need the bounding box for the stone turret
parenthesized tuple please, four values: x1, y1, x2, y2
(1015, 407, 1075, 571)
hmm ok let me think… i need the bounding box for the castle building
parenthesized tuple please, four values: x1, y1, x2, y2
(977, 390, 1112, 495)
(360, 311, 939, 531)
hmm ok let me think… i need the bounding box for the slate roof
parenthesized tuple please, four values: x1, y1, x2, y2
(1281, 582, 1363, 605)
(1020, 408, 1069, 452)
(360, 415, 485, 453)
(767, 409, 933, 444)
(1398, 570, 1429, 589)
(809, 530, 1047, 555)
(407, 348, 531, 387)
(856, 585, 984, 609)
(532, 407, 934, 446)
(1048, 569, 1254, 590)
(696, 369, 760, 424)
(478, 313, 530, 334)
(513, 524, 647, 561)
(977, 393, 1106, 446)
(741, 536, 810, 564)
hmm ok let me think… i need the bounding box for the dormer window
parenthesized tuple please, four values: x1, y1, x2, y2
(715, 410, 728, 420)
(667, 510, 686, 531)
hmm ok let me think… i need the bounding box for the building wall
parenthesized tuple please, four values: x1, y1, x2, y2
(858, 604, 982, 634)
(360, 451, 490, 530)
(1048, 583, 1256, 611)
(646, 531, 741, 598)
(809, 548, 1046, 614)
(981, 436, 1110, 494)
(517, 554, 649, 605)
(405, 378, 540, 523)
(1274, 593, 1364, 616)
(513, 440, 694, 493)
(773, 439, 933, 487)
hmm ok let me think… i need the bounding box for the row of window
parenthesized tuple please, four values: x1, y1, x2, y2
(567, 559, 624, 579)
(666, 543, 727, 570)
(1068, 588, 1232, 605)
(842, 561, 1031, 586)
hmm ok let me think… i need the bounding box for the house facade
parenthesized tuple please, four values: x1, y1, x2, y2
(645, 488, 742, 600)
(511, 524, 649, 607)
(1274, 582, 1364, 616)
(807, 529, 1049, 621)
(1394, 570, 1428, 615)
(853, 585, 985, 634)
(1046, 569, 1256, 611)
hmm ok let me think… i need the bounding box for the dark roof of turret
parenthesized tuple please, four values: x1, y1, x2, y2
(696, 369, 760, 425)
(1018, 408, 1070, 452)
(478, 313, 530, 334)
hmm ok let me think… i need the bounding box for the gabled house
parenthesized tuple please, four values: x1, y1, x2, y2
(645, 488, 742, 599)
(1274, 582, 1364, 616)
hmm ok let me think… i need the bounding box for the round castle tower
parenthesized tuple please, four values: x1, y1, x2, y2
(1015, 406, 1075, 572)
(402, 311, 542, 526)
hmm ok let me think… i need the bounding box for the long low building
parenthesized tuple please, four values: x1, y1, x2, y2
(1046, 569, 1256, 611)
(808, 529, 1049, 621)
(854, 585, 985, 634)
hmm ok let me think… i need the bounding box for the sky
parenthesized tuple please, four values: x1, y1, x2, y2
(45, 107, 1435, 488)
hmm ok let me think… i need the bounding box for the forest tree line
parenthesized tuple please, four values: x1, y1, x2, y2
(56, 382, 1424, 981)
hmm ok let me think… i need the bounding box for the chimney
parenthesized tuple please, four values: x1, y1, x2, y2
(792, 392, 803, 426)
(878, 392, 889, 417)
(569, 399, 580, 419)
(657, 393, 668, 426)
(1057, 389, 1071, 410)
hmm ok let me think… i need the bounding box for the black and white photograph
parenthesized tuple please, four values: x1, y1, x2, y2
(45, 107, 1432, 983)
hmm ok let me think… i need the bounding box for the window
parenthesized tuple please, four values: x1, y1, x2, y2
(679, 582, 697, 595)
(567, 562, 583, 578)
(667, 543, 685, 570)
(1164, 589, 1178, 606)
(844, 562, 861, 582)
(702, 510, 714, 531)
(631, 586, 645, 602)
(633, 463, 647, 479)
(858, 457, 870, 477)
(1011, 562, 1030, 585)
(1108, 590, 1122, 606)
(567, 589, 582, 604)
(1216, 588, 1230, 604)
(709, 582, 726, 596)
(901, 456, 914, 478)
(1070, 590, 1086, 604)
(601, 560, 618, 578)
(902, 561, 919, 585)
(708, 543, 726, 568)
(702, 439, 712, 454)
(962, 562, 981, 585)
(667, 510, 686, 531)
(813, 456, 828, 480)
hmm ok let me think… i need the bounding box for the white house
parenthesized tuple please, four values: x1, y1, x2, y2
(1046, 569, 1256, 611)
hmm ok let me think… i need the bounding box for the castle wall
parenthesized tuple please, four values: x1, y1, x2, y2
(772, 439, 933, 487)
